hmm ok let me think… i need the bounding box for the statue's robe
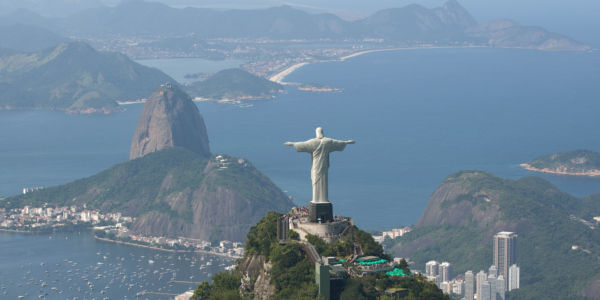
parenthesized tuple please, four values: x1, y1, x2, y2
(292, 137, 347, 203)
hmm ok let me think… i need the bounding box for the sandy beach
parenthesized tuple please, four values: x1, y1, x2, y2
(269, 45, 487, 84)
(520, 163, 600, 176)
(269, 62, 309, 83)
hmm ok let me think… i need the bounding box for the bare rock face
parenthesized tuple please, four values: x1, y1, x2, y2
(130, 84, 210, 160)
(124, 154, 295, 242)
(237, 255, 275, 300)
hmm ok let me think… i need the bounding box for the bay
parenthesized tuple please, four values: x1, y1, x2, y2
(0, 231, 232, 298)
(1, 48, 600, 231)
(135, 58, 243, 84)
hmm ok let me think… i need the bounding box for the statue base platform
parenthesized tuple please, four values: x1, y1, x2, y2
(309, 202, 333, 223)
(293, 220, 351, 243)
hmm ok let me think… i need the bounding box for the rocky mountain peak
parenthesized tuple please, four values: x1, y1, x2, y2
(129, 84, 211, 160)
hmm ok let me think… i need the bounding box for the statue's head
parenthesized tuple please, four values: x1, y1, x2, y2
(316, 127, 324, 139)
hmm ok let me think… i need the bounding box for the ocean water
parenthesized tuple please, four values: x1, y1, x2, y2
(135, 58, 243, 83)
(2, 48, 600, 231)
(0, 231, 232, 298)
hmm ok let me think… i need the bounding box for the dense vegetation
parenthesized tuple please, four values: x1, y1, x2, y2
(392, 171, 600, 299)
(526, 149, 600, 174)
(185, 68, 283, 100)
(0, 41, 173, 113)
(194, 211, 448, 299)
(3, 147, 293, 241)
(193, 272, 248, 300)
(3, 147, 202, 213)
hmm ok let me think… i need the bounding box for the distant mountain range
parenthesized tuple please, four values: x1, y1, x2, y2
(0, 0, 590, 51)
(0, 1, 590, 113)
(0, 24, 68, 52)
(391, 171, 600, 299)
(0, 42, 174, 113)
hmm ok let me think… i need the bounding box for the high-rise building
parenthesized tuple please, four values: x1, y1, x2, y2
(476, 270, 487, 300)
(496, 275, 506, 300)
(509, 264, 520, 291)
(439, 262, 451, 283)
(480, 280, 492, 300)
(452, 280, 463, 295)
(488, 265, 498, 278)
(488, 274, 497, 300)
(465, 271, 475, 300)
(493, 232, 517, 279)
(426, 260, 438, 277)
(440, 281, 451, 294)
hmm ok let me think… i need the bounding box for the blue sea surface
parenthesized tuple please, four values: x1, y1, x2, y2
(0, 231, 231, 298)
(135, 58, 244, 83)
(2, 48, 600, 231)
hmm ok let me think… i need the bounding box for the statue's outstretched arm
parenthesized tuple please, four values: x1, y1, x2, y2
(284, 142, 295, 146)
(345, 140, 355, 144)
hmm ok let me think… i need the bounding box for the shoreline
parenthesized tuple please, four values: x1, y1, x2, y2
(268, 45, 488, 84)
(0, 226, 91, 234)
(94, 236, 239, 259)
(0, 228, 36, 234)
(520, 163, 600, 177)
(269, 62, 309, 83)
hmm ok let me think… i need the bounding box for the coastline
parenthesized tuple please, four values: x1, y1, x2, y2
(520, 163, 600, 177)
(117, 100, 146, 105)
(268, 45, 487, 84)
(94, 236, 239, 259)
(269, 62, 309, 83)
(193, 94, 276, 103)
(0, 228, 36, 234)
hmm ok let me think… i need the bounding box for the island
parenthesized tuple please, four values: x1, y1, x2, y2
(520, 150, 600, 176)
(185, 68, 284, 103)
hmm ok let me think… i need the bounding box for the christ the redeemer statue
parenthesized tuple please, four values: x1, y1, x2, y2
(285, 127, 354, 222)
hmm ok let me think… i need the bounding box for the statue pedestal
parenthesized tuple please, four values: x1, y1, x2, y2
(309, 202, 333, 223)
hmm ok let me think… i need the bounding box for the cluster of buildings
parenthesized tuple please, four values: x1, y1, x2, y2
(214, 155, 247, 170)
(1, 203, 244, 258)
(96, 225, 244, 258)
(464, 232, 520, 300)
(420, 231, 520, 300)
(423, 261, 465, 295)
(0, 205, 129, 231)
(22, 186, 44, 194)
(372, 227, 412, 243)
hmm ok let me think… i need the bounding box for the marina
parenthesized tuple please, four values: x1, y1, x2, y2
(0, 231, 232, 299)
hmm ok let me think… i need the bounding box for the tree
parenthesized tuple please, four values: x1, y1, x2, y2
(398, 258, 411, 275)
(193, 281, 212, 299)
(212, 272, 241, 292)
